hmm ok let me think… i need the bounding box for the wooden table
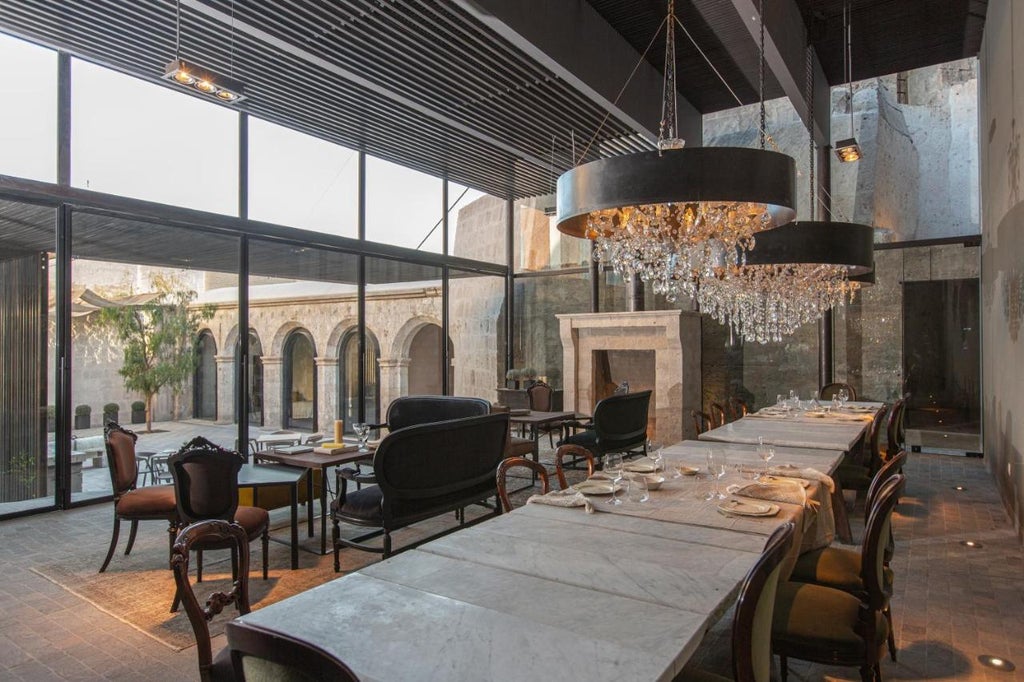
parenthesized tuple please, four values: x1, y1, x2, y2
(508, 410, 575, 461)
(238, 463, 306, 570)
(231, 442, 827, 681)
(254, 447, 375, 555)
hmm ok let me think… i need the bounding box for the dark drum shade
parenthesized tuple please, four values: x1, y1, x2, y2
(744, 221, 875, 276)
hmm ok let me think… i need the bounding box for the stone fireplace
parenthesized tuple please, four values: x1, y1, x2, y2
(557, 310, 701, 444)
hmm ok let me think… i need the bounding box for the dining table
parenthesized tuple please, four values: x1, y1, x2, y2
(231, 438, 832, 681)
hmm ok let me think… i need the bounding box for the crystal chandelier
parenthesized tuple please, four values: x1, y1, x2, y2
(555, 0, 796, 287)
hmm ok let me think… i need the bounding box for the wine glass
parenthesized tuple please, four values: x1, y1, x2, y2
(759, 441, 775, 481)
(352, 423, 370, 452)
(647, 440, 662, 466)
(838, 388, 849, 410)
(705, 450, 727, 500)
(603, 453, 623, 505)
(811, 389, 822, 410)
(650, 442, 665, 473)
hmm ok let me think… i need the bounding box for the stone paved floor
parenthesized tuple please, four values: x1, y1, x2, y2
(1, 450, 1022, 680)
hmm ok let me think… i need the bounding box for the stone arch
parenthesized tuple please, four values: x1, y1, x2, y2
(281, 327, 317, 430)
(324, 318, 361, 360)
(270, 321, 316, 358)
(390, 315, 443, 360)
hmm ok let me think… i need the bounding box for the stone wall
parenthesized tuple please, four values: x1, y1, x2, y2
(979, 0, 1024, 539)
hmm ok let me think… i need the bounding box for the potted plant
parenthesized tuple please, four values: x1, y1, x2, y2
(74, 404, 91, 430)
(505, 368, 520, 389)
(521, 368, 539, 388)
(46, 406, 55, 433)
(130, 400, 146, 424)
(103, 402, 119, 425)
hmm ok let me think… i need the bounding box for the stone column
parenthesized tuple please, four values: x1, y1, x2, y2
(215, 355, 234, 424)
(378, 357, 410, 418)
(316, 357, 338, 434)
(261, 356, 284, 429)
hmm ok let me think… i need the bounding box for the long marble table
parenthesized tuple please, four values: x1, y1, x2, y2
(698, 414, 868, 452)
(230, 437, 833, 681)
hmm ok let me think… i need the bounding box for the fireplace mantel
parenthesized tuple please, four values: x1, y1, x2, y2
(556, 310, 702, 444)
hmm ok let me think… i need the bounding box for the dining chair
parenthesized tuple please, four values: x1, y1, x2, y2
(836, 406, 887, 506)
(226, 620, 360, 682)
(727, 396, 750, 421)
(691, 409, 714, 435)
(496, 456, 550, 512)
(772, 475, 906, 681)
(820, 382, 858, 401)
(168, 437, 269, 611)
(680, 522, 796, 682)
(791, 450, 908, 663)
(491, 404, 536, 459)
(99, 422, 178, 573)
(554, 444, 595, 490)
(557, 390, 652, 463)
(709, 402, 727, 428)
(882, 395, 909, 460)
(171, 519, 251, 682)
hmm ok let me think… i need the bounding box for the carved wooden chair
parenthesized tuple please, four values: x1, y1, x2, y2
(883, 395, 909, 460)
(690, 409, 713, 436)
(836, 405, 888, 503)
(820, 382, 858, 401)
(555, 444, 595, 490)
(100, 422, 178, 573)
(773, 475, 906, 681)
(496, 457, 550, 512)
(168, 437, 269, 612)
(682, 522, 796, 682)
(709, 402, 727, 428)
(526, 381, 560, 446)
(172, 519, 251, 682)
(226, 621, 360, 682)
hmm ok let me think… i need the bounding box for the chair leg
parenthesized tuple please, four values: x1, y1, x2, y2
(382, 530, 392, 559)
(124, 519, 139, 556)
(99, 516, 121, 573)
(262, 528, 269, 580)
(779, 655, 788, 682)
(885, 606, 897, 661)
(231, 547, 238, 581)
(196, 550, 203, 583)
(168, 521, 177, 569)
(332, 518, 341, 573)
(859, 665, 873, 682)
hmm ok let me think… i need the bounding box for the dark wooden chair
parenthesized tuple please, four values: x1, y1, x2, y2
(727, 396, 750, 421)
(226, 620, 360, 682)
(491, 404, 535, 459)
(691, 409, 714, 435)
(172, 519, 251, 682)
(883, 395, 909, 460)
(167, 437, 269, 612)
(332, 413, 509, 566)
(709, 402, 727, 428)
(527, 381, 559, 447)
(555, 444, 595, 490)
(773, 475, 906, 682)
(99, 422, 178, 573)
(496, 457, 550, 512)
(836, 405, 888, 503)
(557, 390, 652, 463)
(820, 382, 858, 401)
(682, 522, 796, 682)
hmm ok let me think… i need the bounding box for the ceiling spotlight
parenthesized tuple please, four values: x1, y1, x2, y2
(835, 137, 862, 163)
(834, 0, 861, 163)
(979, 655, 1016, 672)
(162, 1, 246, 104)
(961, 540, 983, 548)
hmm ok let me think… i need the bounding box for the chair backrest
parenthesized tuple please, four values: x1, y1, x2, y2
(384, 395, 491, 432)
(168, 437, 245, 525)
(593, 390, 652, 456)
(226, 621, 360, 682)
(865, 449, 907, 523)
(820, 381, 857, 401)
(733, 522, 796, 682)
(861, 474, 906, 609)
(555, 444, 595, 489)
(691, 409, 713, 435)
(373, 413, 509, 525)
(886, 395, 909, 452)
(863, 406, 887, 474)
(496, 456, 550, 512)
(172, 520, 251, 682)
(709, 403, 727, 428)
(526, 382, 553, 411)
(103, 421, 139, 496)
(728, 397, 750, 421)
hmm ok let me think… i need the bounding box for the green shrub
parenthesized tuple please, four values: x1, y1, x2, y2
(131, 400, 145, 411)
(74, 404, 91, 416)
(103, 402, 119, 413)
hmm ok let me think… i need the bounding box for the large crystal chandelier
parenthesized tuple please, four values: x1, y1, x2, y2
(555, 0, 796, 285)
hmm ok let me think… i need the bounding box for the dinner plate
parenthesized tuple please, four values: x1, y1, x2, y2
(623, 460, 658, 473)
(761, 475, 810, 488)
(676, 465, 700, 476)
(573, 480, 623, 495)
(718, 499, 779, 517)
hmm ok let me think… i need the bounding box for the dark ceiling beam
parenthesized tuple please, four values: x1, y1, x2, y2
(698, 0, 829, 145)
(451, 0, 702, 148)
(181, 0, 553, 171)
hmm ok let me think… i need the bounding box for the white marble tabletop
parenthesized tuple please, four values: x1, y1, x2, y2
(697, 415, 867, 452)
(663, 440, 845, 473)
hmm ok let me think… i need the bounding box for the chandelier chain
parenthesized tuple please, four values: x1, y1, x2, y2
(806, 44, 815, 220)
(660, 0, 679, 145)
(758, 0, 766, 150)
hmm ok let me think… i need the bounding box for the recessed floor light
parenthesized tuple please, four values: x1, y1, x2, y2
(953, 485, 967, 491)
(978, 655, 1016, 671)
(961, 540, 983, 548)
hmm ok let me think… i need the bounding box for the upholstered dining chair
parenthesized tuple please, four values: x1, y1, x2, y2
(167, 437, 269, 611)
(491, 404, 536, 459)
(836, 405, 888, 503)
(557, 390, 652, 464)
(820, 381, 858, 401)
(882, 395, 909, 461)
(496, 457, 550, 512)
(526, 381, 560, 447)
(99, 422, 178, 573)
(680, 522, 796, 682)
(171, 519, 251, 682)
(691, 409, 714, 436)
(226, 621, 360, 682)
(772, 475, 906, 681)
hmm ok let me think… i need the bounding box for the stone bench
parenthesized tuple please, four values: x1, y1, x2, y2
(70, 435, 106, 468)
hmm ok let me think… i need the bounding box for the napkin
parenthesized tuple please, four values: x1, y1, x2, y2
(769, 465, 835, 493)
(527, 488, 594, 513)
(726, 481, 811, 508)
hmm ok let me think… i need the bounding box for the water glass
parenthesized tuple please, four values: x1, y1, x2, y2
(625, 474, 649, 503)
(353, 423, 370, 452)
(705, 449, 727, 500)
(838, 388, 850, 408)
(604, 453, 623, 505)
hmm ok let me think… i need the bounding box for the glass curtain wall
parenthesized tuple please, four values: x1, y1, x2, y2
(0, 200, 56, 515)
(69, 212, 239, 502)
(365, 156, 443, 253)
(0, 33, 57, 182)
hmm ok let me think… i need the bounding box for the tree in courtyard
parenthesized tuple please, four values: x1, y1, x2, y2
(96, 279, 215, 432)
